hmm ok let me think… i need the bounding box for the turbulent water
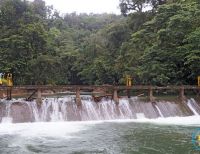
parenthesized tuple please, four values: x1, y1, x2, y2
(0, 97, 200, 153)
(0, 118, 200, 154)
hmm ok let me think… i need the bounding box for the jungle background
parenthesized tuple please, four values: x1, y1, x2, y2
(0, 0, 199, 85)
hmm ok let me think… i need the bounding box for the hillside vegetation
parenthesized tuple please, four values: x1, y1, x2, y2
(0, 0, 199, 85)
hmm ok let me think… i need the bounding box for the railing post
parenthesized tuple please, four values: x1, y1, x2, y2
(36, 89, 42, 106)
(127, 89, 131, 98)
(179, 86, 186, 102)
(149, 86, 155, 102)
(113, 89, 119, 105)
(76, 87, 82, 108)
(7, 87, 12, 100)
(0, 91, 2, 99)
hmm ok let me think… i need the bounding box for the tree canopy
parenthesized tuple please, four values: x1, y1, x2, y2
(0, 0, 199, 85)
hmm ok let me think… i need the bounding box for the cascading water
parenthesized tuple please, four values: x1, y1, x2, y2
(27, 97, 75, 122)
(1, 100, 12, 123)
(154, 104, 164, 117)
(118, 98, 134, 119)
(136, 113, 146, 119)
(187, 98, 200, 116)
(0, 97, 200, 123)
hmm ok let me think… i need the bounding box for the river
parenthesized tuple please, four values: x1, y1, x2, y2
(0, 117, 200, 154)
(0, 97, 200, 154)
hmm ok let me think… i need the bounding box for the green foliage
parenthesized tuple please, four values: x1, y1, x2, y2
(119, 0, 167, 15)
(128, 1, 200, 85)
(0, 0, 199, 86)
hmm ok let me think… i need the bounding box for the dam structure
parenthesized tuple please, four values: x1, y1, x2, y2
(0, 85, 199, 123)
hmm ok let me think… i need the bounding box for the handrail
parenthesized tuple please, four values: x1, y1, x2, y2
(0, 85, 199, 90)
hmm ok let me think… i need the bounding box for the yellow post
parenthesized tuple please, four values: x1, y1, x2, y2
(128, 77, 132, 86)
(197, 135, 200, 141)
(7, 73, 13, 86)
(0, 73, 3, 85)
(126, 75, 132, 98)
(126, 75, 132, 87)
(198, 76, 200, 87)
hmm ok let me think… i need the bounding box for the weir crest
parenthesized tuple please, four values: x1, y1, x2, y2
(0, 97, 199, 123)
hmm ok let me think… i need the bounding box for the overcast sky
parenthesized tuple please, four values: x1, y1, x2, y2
(44, 0, 121, 14)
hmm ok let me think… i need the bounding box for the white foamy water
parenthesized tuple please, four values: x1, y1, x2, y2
(136, 113, 146, 119)
(1, 117, 12, 123)
(112, 116, 200, 126)
(0, 121, 100, 138)
(0, 116, 200, 139)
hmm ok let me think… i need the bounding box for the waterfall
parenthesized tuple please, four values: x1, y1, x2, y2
(1, 101, 12, 123)
(154, 104, 164, 117)
(187, 99, 199, 116)
(118, 98, 134, 119)
(136, 113, 145, 119)
(81, 99, 100, 120)
(27, 97, 74, 122)
(0, 97, 200, 123)
(98, 99, 117, 120)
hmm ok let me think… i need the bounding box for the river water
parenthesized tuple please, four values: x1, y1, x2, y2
(0, 117, 200, 154)
(0, 97, 200, 154)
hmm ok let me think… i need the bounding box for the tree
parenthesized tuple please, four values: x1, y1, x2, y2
(0, 0, 199, 86)
(119, 0, 167, 15)
(134, 1, 200, 85)
(0, 0, 50, 84)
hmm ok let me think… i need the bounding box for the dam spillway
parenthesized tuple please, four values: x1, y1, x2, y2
(0, 96, 200, 154)
(0, 96, 199, 123)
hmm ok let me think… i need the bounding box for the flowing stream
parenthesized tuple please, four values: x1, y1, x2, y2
(0, 97, 200, 154)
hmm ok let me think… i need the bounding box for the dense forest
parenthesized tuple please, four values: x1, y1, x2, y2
(0, 0, 199, 85)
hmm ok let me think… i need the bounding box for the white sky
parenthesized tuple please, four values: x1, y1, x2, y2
(44, 0, 121, 14)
